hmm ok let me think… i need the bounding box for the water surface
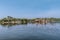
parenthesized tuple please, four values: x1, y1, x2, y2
(0, 23, 60, 40)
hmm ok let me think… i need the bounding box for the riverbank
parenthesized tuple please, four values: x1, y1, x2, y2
(0, 16, 60, 25)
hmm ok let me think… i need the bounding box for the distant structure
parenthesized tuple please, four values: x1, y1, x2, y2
(0, 16, 55, 25)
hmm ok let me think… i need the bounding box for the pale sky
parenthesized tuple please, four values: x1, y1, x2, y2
(0, 0, 60, 18)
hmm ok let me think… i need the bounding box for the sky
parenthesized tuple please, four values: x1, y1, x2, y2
(0, 0, 60, 18)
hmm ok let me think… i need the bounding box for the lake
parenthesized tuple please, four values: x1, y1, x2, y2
(0, 23, 60, 40)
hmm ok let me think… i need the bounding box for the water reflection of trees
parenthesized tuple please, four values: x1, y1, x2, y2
(1, 23, 28, 27)
(0, 22, 59, 28)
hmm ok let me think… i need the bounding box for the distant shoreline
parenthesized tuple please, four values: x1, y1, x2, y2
(0, 16, 60, 25)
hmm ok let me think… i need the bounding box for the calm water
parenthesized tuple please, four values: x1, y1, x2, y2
(0, 23, 60, 40)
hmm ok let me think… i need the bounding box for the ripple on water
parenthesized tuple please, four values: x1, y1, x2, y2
(0, 23, 60, 40)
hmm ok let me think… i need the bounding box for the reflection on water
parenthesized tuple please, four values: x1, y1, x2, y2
(1, 22, 55, 27)
(1, 23, 28, 27)
(0, 23, 60, 40)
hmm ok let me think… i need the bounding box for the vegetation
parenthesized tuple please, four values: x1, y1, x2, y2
(0, 16, 60, 25)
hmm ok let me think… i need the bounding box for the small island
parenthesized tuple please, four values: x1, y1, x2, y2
(0, 16, 60, 25)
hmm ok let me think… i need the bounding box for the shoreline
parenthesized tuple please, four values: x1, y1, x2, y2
(0, 16, 60, 24)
